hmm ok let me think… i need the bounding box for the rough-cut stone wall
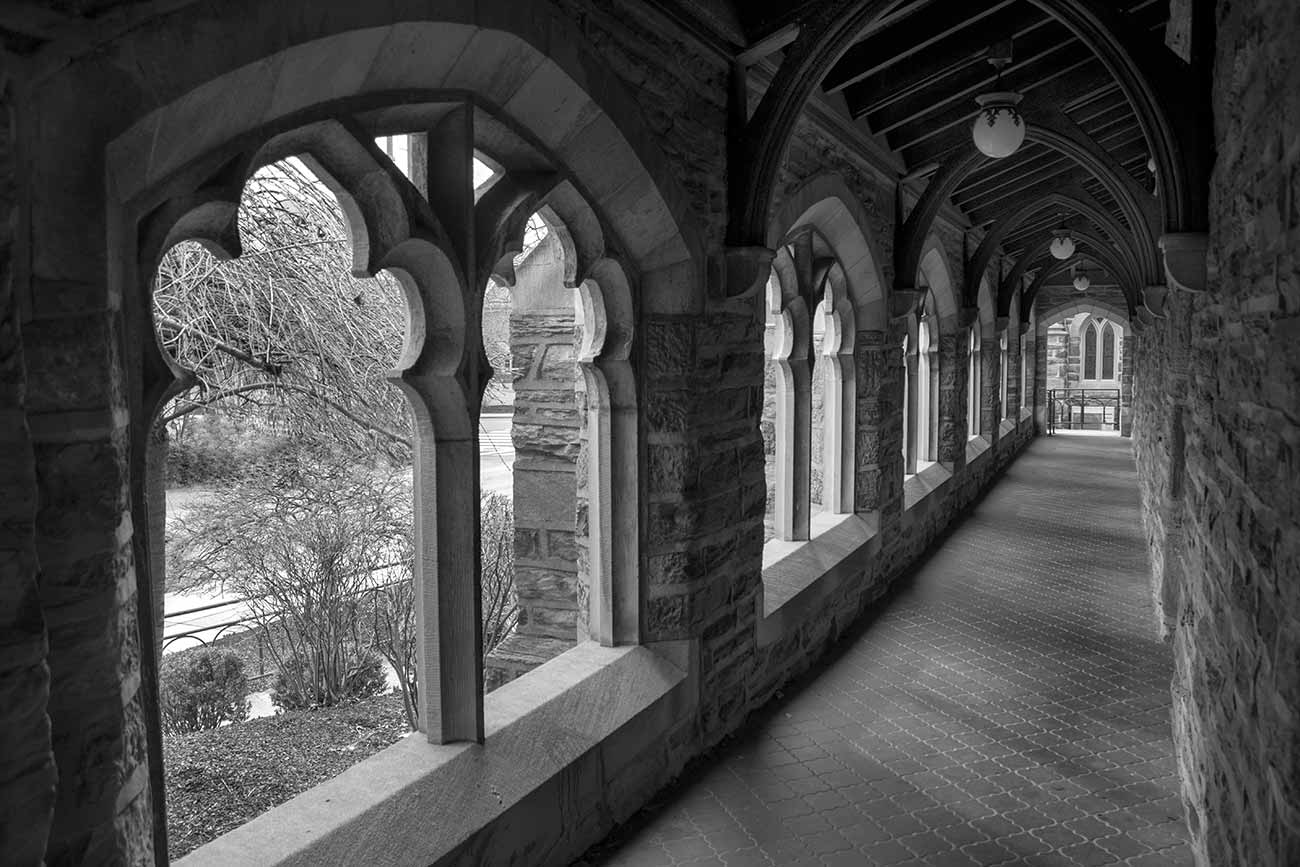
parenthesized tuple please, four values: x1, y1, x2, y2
(936, 332, 968, 468)
(1045, 324, 1069, 389)
(1132, 1, 1300, 863)
(15, 57, 158, 866)
(980, 339, 1001, 440)
(0, 84, 58, 867)
(854, 330, 903, 519)
(551, 0, 729, 243)
(1119, 336, 1134, 437)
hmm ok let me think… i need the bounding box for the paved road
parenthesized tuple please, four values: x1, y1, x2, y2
(581, 434, 1192, 867)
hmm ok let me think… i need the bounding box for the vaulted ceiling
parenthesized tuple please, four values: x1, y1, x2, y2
(727, 0, 1201, 314)
(3, 0, 1206, 313)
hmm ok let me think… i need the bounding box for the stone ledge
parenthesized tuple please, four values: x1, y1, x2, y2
(965, 435, 992, 467)
(999, 418, 1016, 437)
(903, 462, 953, 512)
(756, 512, 881, 647)
(177, 642, 689, 867)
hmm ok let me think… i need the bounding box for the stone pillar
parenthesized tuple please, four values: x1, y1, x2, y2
(146, 424, 167, 658)
(0, 100, 58, 861)
(854, 329, 904, 526)
(1119, 335, 1134, 437)
(904, 341, 920, 475)
(643, 290, 767, 742)
(936, 331, 968, 469)
(485, 234, 580, 690)
(1151, 320, 1190, 639)
(980, 337, 1000, 442)
(1035, 329, 1050, 430)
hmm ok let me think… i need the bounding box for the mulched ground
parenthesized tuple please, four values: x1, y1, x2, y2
(164, 691, 411, 858)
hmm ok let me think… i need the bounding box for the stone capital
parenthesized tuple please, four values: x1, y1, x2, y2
(718, 245, 776, 301)
(889, 287, 926, 319)
(957, 306, 979, 330)
(1159, 232, 1208, 293)
(1142, 285, 1169, 319)
(995, 315, 1010, 333)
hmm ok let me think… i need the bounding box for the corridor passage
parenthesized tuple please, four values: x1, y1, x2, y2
(584, 435, 1192, 867)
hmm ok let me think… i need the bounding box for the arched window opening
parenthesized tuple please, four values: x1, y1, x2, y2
(760, 251, 810, 544)
(760, 233, 856, 549)
(810, 299, 828, 517)
(901, 334, 911, 471)
(1101, 323, 1116, 380)
(761, 270, 781, 542)
(151, 156, 416, 855)
(967, 327, 981, 439)
(1083, 321, 1099, 380)
(999, 332, 1009, 420)
(916, 310, 937, 467)
(1020, 333, 1028, 411)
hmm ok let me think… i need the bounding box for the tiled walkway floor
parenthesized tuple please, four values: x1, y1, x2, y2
(581, 434, 1192, 866)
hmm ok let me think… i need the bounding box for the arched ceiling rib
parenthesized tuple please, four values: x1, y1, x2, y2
(730, 0, 1196, 315)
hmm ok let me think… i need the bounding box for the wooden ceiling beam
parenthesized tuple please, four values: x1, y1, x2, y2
(823, 0, 1017, 94)
(864, 24, 1083, 133)
(899, 63, 1115, 165)
(887, 51, 1096, 152)
(843, 5, 1052, 114)
(961, 162, 1083, 217)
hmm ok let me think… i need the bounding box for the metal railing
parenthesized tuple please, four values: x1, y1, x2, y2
(161, 564, 407, 682)
(1047, 388, 1121, 434)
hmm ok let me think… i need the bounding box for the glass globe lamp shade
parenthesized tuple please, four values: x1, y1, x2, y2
(1073, 274, 1091, 292)
(972, 92, 1026, 159)
(1050, 235, 1075, 260)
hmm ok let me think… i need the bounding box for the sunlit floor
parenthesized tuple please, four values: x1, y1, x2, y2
(579, 435, 1192, 867)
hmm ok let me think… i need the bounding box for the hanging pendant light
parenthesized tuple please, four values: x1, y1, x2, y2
(1072, 264, 1090, 292)
(972, 46, 1026, 159)
(1050, 224, 1075, 260)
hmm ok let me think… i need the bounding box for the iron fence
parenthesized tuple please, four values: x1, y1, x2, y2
(1047, 388, 1121, 434)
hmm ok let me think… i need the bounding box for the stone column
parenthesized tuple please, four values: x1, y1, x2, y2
(1120, 334, 1134, 437)
(1035, 328, 1050, 430)
(854, 329, 904, 527)
(980, 337, 1001, 442)
(1066, 327, 1082, 387)
(0, 139, 58, 863)
(936, 331, 968, 469)
(904, 348, 920, 474)
(643, 291, 768, 741)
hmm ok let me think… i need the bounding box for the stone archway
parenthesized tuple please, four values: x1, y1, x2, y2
(767, 175, 893, 514)
(20, 9, 705, 861)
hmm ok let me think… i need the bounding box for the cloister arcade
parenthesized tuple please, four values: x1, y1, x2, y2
(1, 1, 1296, 866)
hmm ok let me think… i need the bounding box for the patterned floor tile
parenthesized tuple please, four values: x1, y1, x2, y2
(579, 436, 1192, 866)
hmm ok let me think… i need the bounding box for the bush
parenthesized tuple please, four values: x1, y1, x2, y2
(271, 646, 387, 711)
(159, 650, 250, 734)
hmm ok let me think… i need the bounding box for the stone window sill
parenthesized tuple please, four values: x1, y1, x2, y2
(966, 435, 992, 465)
(757, 512, 880, 647)
(903, 461, 952, 512)
(999, 418, 1016, 437)
(177, 641, 688, 867)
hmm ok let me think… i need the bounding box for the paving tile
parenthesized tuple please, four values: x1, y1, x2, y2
(581, 437, 1193, 867)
